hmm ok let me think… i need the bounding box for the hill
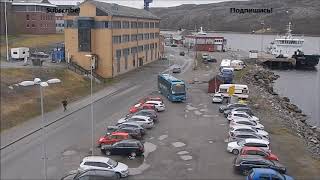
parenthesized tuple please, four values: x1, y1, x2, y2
(150, 0, 320, 35)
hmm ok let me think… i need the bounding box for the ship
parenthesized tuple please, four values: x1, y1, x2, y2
(268, 22, 319, 68)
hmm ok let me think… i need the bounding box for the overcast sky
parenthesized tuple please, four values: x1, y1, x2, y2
(50, 0, 247, 8)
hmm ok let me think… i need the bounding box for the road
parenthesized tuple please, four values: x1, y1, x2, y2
(1, 46, 243, 180)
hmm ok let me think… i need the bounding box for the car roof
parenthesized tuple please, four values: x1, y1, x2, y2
(117, 139, 140, 143)
(231, 111, 250, 115)
(145, 100, 162, 104)
(82, 156, 110, 163)
(233, 131, 259, 136)
(131, 115, 149, 119)
(232, 125, 254, 129)
(238, 155, 267, 161)
(242, 146, 265, 151)
(251, 168, 278, 174)
(232, 119, 253, 122)
(244, 138, 269, 144)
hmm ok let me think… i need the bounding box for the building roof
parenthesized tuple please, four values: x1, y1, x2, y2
(12, 0, 56, 7)
(82, 0, 160, 20)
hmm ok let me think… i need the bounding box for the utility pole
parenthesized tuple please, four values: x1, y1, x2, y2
(5, 0, 9, 61)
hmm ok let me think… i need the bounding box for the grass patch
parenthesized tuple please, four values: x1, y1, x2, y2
(0, 68, 109, 132)
(233, 66, 249, 82)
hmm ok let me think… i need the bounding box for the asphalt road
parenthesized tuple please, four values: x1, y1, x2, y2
(1, 46, 243, 180)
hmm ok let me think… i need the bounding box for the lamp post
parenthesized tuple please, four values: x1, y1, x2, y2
(4, 0, 9, 61)
(85, 54, 94, 156)
(17, 78, 61, 180)
(260, 21, 265, 56)
(169, 54, 174, 74)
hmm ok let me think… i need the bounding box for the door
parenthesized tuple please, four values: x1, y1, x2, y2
(139, 58, 143, 66)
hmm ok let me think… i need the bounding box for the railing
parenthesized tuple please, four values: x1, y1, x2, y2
(67, 61, 106, 82)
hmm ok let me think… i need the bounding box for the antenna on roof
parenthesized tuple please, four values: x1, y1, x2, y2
(144, 0, 153, 11)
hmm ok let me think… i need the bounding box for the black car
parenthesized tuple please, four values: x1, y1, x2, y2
(207, 56, 217, 62)
(130, 109, 158, 122)
(179, 51, 185, 56)
(233, 155, 286, 175)
(61, 169, 119, 180)
(224, 107, 254, 118)
(101, 139, 144, 157)
(219, 103, 248, 113)
(171, 44, 178, 47)
(116, 127, 143, 139)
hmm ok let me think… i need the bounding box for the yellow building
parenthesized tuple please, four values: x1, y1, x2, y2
(64, 0, 161, 78)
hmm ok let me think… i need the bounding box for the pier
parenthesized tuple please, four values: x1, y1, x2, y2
(256, 52, 296, 69)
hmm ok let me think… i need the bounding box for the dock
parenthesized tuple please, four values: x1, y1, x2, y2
(255, 52, 296, 68)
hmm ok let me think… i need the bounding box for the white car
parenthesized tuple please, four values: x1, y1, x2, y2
(212, 93, 223, 103)
(227, 111, 259, 122)
(229, 119, 264, 130)
(229, 125, 269, 139)
(144, 101, 165, 112)
(202, 53, 209, 59)
(79, 156, 129, 178)
(118, 115, 154, 129)
(226, 138, 270, 155)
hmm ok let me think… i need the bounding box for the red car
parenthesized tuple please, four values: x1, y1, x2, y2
(129, 103, 156, 113)
(240, 146, 279, 161)
(97, 132, 129, 146)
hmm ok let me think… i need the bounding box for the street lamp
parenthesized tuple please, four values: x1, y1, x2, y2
(169, 54, 174, 74)
(17, 78, 61, 180)
(85, 54, 94, 156)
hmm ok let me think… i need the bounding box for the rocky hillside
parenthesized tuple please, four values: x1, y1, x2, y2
(150, 0, 320, 35)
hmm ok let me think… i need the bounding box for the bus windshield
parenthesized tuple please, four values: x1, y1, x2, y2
(172, 84, 185, 94)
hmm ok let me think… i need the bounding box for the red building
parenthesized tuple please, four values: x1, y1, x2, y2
(184, 35, 227, 52)
(1, 0, 57, 35)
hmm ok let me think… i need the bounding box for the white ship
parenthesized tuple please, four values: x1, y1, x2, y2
(268, 22, 304, 58)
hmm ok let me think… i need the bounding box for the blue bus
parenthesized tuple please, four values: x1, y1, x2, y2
(158, 74, 186, 102)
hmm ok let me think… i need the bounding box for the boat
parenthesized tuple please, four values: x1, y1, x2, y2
(292, 50, 320, 68)
(268, 22, 304, 58)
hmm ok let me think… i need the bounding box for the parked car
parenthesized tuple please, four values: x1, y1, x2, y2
(116, 127, 142, 140)
(97, 132, 129, 147)
(229, 125, 269, 139)
(234, 155, 286, 175)
(227, 138, 270, 155)
(228, 132, 267, 142)
(202, 53, 209, 60)
(207, 56, 217, 62)
(246, 168, 294, 180)
(129, 109, 158, 122)
(240, 147, 279, 161)
(117, 115, 154, 129)
(179, 51, 185, 56)
(172, 66, 181, 73)
(227, 111, 259, 122)
(212, 93, 223, 103)
(171, 44, 178, 47)
(161, 56, 168, 60)
(129, 103, 156, 113)
(144, 101, 166, 112)
(78, 156, 129, 178)
(61, 169, 120, 180)
(116, 122, 146, 135)
(230, 119, 264, 130)
(224, 107, 254, 118)
(101, 139, 144, 157)
(219, 103, 248, 113)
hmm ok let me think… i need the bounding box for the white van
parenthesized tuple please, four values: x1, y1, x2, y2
(220, 59, 231, 71)
(218, 84, 249, 98)
(231, 60, 245, 70)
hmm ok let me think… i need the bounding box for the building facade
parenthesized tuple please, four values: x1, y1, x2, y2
(55, 13, 64, 33)
(184, 35, 227, 52)
(64, 0, 161, 78)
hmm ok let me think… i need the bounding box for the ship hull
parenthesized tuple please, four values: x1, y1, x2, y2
(292, 54, 320, 68)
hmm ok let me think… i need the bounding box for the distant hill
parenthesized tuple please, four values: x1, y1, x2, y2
(150, 0, 320, 35)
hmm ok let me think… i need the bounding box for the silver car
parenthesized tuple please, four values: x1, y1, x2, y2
(172, 66, 181, 73)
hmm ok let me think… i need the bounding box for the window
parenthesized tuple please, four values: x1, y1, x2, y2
(144, 33, 149, 40)
(26, 24, 30, 28)
(131, 34, 137, 41)
(137, 34, 143, 41)
(259, 175, 270, 180)
(150, 44, 154, 49)
(31, 24, 35, 28)
(150, 33, 155, 39)
(65, 20, 74, 28)
(155, 22, 160, 28)
(116, 50, 121, 73)
(26, 14, 30, 20)
(78, 28, 91, 52)
(112, 36, 121, 44)
(155, 33, 159, 38)
(123, 48, 130, 56)
(138, 46, 143, 52)
(131, 22, 137, 28)
(155, 43, 158, 48)
(144, 44, 149, 51)
(144, 22, 149, 28)
(112, 21, 121, 28)
(150, 22, 155, 28)
(95, 21, 109, 28)
(138, 22, 143, 28)
(122, 35, 130, 43)
(116, 49, 122, 58)
(122, 21, 129, 28)
(131, 47, 137, 54)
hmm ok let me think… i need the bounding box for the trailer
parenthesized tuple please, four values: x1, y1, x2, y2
(11, 47, 30, 60)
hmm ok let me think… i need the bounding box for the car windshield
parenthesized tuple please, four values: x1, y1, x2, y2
(237, 140, 245, 146)
(172, 84, 185, 94)
(107, 158, 118, 168)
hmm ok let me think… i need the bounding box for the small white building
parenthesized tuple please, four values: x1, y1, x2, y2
(55, 13, 64, 33)
(249, 50, 258, 59)
(11, 47, 30, 60)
